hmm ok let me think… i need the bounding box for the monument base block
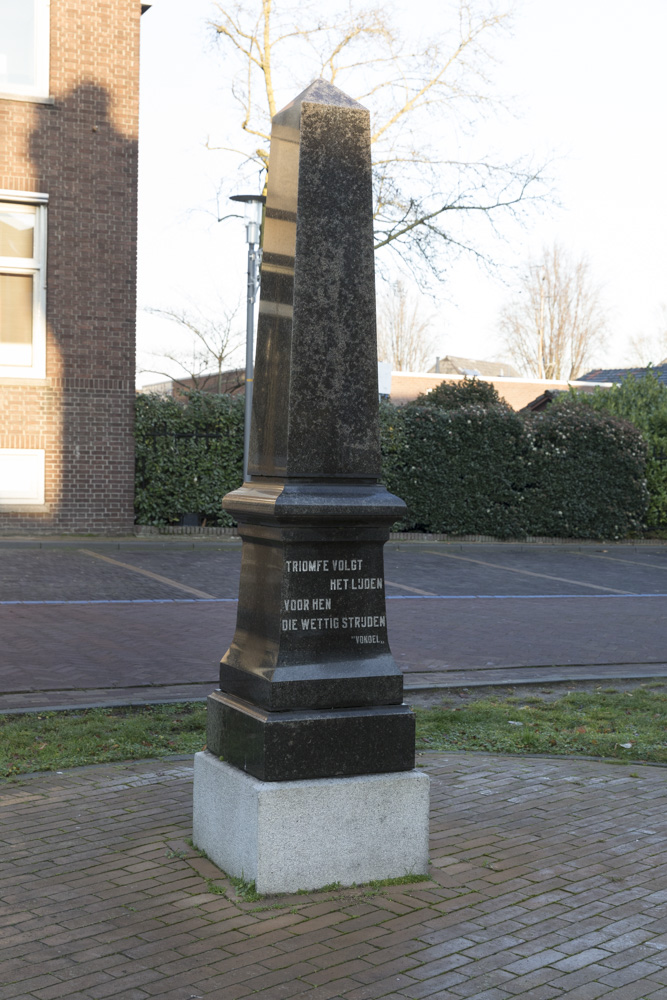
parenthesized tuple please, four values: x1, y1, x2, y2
(192, 751, 430, 895)
(207, 690, 415, 781)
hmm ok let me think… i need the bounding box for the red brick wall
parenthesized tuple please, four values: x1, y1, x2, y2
(390, 373, 609, 410)
(0, 0, 140, 534)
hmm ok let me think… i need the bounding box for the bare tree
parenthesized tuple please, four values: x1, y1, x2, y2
(626, 303, 667, 366)
(141, 305, 243, 393)
(499, 243, 607, 381)
(208, 0, 548, 281)
(377, 279, 434, 371)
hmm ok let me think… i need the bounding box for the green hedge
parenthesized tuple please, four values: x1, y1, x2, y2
(380, 401, 648, 539)
(134, 392, 648, 538)
(552, 372, 667, 529)
(380, 403, 530, 537)
(523, 406, 648, 538)
(134, 391, 244, 526)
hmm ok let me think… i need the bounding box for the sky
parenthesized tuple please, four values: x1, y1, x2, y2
(136, 0, 667, 386)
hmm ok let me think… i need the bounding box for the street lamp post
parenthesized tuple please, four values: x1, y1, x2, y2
(538, 274, 546, 380)
(230, 193, 266, 483)
(529, 265, 548, 380)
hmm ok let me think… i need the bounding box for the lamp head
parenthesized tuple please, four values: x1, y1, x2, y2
(230, 194, 266, 244)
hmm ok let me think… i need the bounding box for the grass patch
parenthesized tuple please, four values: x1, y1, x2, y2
(249, 902, 301, 913)
(228, 874, 261, 902)
(368, 873, 431, 888)
(2, 687, 665, 777)
(206, 878, 227, 896)
(415, 688, 667, 763)
(0, 703, 207, 778)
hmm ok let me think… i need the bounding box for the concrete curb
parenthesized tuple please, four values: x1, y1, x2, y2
(3, 664, 666, 714)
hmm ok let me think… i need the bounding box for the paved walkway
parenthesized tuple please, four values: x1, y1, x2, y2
(2, 751, 666, 999)
(2, 540, 667, 711)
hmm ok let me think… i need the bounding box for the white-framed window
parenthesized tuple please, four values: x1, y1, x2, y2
(0, 0, 50, 99)
(0, 449, 45, 505)
(0, 191, 48, 379)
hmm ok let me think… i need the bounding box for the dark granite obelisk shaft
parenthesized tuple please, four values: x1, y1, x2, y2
(250, 81, 380, 479)
(207, 80, 413, 782)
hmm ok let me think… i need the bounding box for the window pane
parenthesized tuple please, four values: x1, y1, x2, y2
(0, 1, 36, 90)
(0, 449, 45, 504)
(0, 205, 35, 258)
(0, 273, 33, 366)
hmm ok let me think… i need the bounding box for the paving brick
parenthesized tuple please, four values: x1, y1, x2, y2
(456, 992, 511, 1000)
(448, 969, 516, 996)
(462, 935, 523, 958)
(320, 926, 389, 949)
(537, 963, 610, 991)
(600, 983, 667, 1000)
(502, 948, 566, 975)
(603, 930, 659, 953)
(507, 987, 562, 1000)
(502, 932, 565, 957)
(32, 970, 115, 999)
(3, 752, 667, 1000)
(501, 966, 566, 994)
(309, 941, 379, 970)
(406, 951, 472, 980)
(551, 947, 612, 971)
(289, 984, 362, 1000)
(391, 970, 468, 998)
(604, 944, 667, 968)
(599, 961, 664, 987)
(0, 976, 62, 999)
(556, 986, 608, 1000)
(87, 968, 164, 997)
(305, 958, 374, 986)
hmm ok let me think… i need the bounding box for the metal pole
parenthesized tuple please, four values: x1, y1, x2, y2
(538, 276, 545, 380)
(229, 193, 264, 484)
(243, 231, 261, 483)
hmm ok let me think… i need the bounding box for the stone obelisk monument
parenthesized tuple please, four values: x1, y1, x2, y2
(193, 80, 429, 894)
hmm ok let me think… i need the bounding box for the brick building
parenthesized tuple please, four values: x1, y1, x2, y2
(0, 0, 146, 534)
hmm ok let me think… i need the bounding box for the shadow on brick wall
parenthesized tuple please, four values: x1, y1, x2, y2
(21, 80, 139, 534)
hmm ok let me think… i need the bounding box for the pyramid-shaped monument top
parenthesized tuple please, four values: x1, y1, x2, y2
(273, 79, 366, 128)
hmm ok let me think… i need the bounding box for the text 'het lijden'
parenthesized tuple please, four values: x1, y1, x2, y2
(281, 554, 386, 643)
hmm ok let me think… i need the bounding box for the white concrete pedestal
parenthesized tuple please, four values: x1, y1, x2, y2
(192, 751, 430, 895)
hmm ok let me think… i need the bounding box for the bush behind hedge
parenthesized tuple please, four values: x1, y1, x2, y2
(415, 374, 510, 411)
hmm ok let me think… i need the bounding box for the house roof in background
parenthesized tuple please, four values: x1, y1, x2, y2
(579, 366, 667, 385)
(429, 355, 521, 378)
(519, 389, 563, 413)
(390, 372, 612, 411)
(137, 369, 246, 397)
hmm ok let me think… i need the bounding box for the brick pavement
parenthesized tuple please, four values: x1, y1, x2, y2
(2, 541, 667, 711)
(3, 540, 667, 602)
(1, 752, 666, 999)
(2, 598, 667, 712)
